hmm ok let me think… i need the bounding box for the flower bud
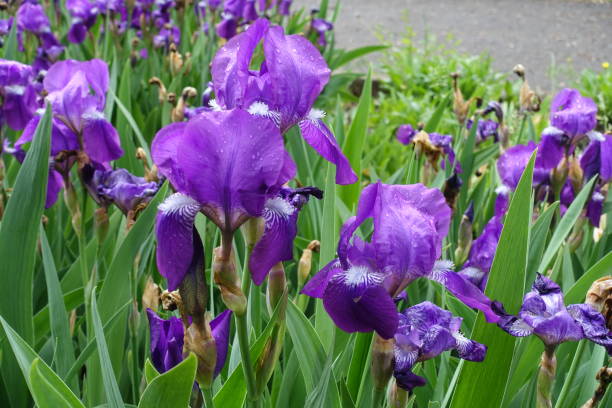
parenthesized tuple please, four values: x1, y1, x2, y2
(184, 319, 217, 389)
(568, 216, 586, 252)
(241, 217, 264, 248)
(179, 231, 208, 325)
(451, 72, 471, 125)
(585, 276, 612, 330)
(371, 334, 394, 391)
(267, 263, 288, 317)
(388, 380, 410, 408)
(255, 323, 286, 395)
(171, 87, 198, 122)
(442, 172, 463, 211)
(551, 156, 569, 195)
(169, 44, 184, 76)
(298, 240, 320, 288)
(94, 207, 109, 244)
(455, 203, 474, 265)
(568, 156, 584, 194)
(213, 246, 247, 316)
(64, 182, 81, 236)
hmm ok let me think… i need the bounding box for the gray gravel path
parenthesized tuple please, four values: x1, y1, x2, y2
(296, 0, 612, 90)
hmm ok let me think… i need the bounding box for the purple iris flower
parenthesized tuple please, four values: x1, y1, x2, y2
(302, 182, 499, 339)
(152, 109, 295, 290)
(243, 0, 258, 21)
(396, 124, 416, 145)
(278, 0, 292, 15)
(311, 18, 333, 47)
(16, 2, 51, 34)
(85, 168, 161, 215)
(466, 119, 499, 143)
(393, 302, 486, 391)
(0, 59, 37, 130)
(146, 308, 232, 377)
(211, 18, 357, 185)
(559, 180, 605, 227)
(249, 186, 323, 285)
(497, 141, 549, 191)
(580, 133, 612, 182)
(15, 59, 122, 208)
(458, 216, 503, 291)
(153, 26, 181, 48)
(494, 274, 612, 352)
(66, 0, 100, 44)
(430, 132, 460, 170)
(550, 88, 597, 140)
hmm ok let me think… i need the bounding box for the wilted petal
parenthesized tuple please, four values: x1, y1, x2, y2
(299, 115, 357, 185)
(155, 193, 201, 291)
(95, 168, 160, 214)
(567, 304, 612, 352)
(550, 88, 597, 138)
(210, 310, 232, 377)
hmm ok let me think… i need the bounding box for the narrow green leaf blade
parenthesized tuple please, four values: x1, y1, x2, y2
(29, 359, 84, 408)
(0, 105, 52, 407)
(451, 152, 536, 408)
(138, 354, 197, 408)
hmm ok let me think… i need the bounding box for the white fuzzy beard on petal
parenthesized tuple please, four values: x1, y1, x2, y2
(495, 185, 511, 196)
(247, 101, 281, 126)
(208, 99, 222, 111)
(587, 130, 604, 142)
(452, 331, 471, 354)
(429, 260, 455, 282)
(158, 193, 200, 226)
(264, 197, 295, 224)
(343, 265, 381, 288)
(5, 85, 25, 95)
(306, 108, 326, 123)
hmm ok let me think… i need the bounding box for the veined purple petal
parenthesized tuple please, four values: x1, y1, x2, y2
(263, 24, 330, 131)
(155, 193, 201, 291)
(298, 115, 357, 185)
(44, 59, 109, 106)
(323, 272, 398, 339)
(154, 109, 294, 231)
(536, 127, 566, 170)
(550, 88, 597, 138)
(497, 141, 537, 190)
(210, 310, 232, 377)
(95, 168, 160, 214)
(301, 259, 341, 298)
(580, 133, 612, 182)
(429, 262, 500, 323)
(146, 309, 185, 373)
(531, 311, 584, 346)
(82, 114, 123, 164)
(567, 304, 612, 352)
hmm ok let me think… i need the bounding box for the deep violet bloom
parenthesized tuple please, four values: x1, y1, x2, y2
(535, 127, 567, 171)
(89, 168, 161, 215)
(16, 2, 51, 34)
(497, 141, 549, 191)
(249, 187, 323, 285)
(211, 18, 356, 185)
(466, 119, 499, 143)
(396, 124, 416, 145)
(550, 88, 597, 139)
(66, 0, 100, 44)
(580, 133, 612, 182)
(494, 274, 612, 352)
(0, 59, 37, 130)
(393, 302, 486, 391)
(147, 309, 232, 377)
(458, 216, 503, 291)
(152, 109, 295, 290)
(302, 182, 499, 339)
(559, 181, 605, 227)
(278, 0, 292, 15)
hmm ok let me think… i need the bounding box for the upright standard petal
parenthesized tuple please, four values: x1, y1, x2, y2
(550, 88, 597, 138)
(156, 109, 294, 231)
(536, 127, 566, 170)
(155, 193, 201, 291)
(580, 133, 612, 182)
(44, 59, 109, 105)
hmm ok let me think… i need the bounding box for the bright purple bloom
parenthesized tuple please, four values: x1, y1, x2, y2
(66, 0, 100, 44)
(249, 187, 323, 285)
(393, 302, 486, 391)
(467, 119, 499, 143)
(146, 309, 232, 377)
(153, 26, 181, 48)
(396, 124, 416, 145)
(536, 127, 567, 171)
(302, 182, 499, 339)
(17, 2, 51, 34)
(0, 59, 37, 130)
(311, 18, 333, 47)
(459, 216, 503, 290)
(152, 109, 295, 290)
(497, 141, 549, 190)
(494, 274, 612, 351)
(550, 88, 597, 139)
(211, 18, 357, 185)
(580, 133, 612, 182)
(278, 0, 292, 15)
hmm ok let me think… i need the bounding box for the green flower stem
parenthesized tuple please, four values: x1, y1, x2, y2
(555, 340, 586, 408)
(235, 312, 259, 406)
(537, 345, 557, 408)
(202, 387, 214, 408)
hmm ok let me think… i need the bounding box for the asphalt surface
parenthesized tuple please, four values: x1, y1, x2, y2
(296, 0, 612, 90)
